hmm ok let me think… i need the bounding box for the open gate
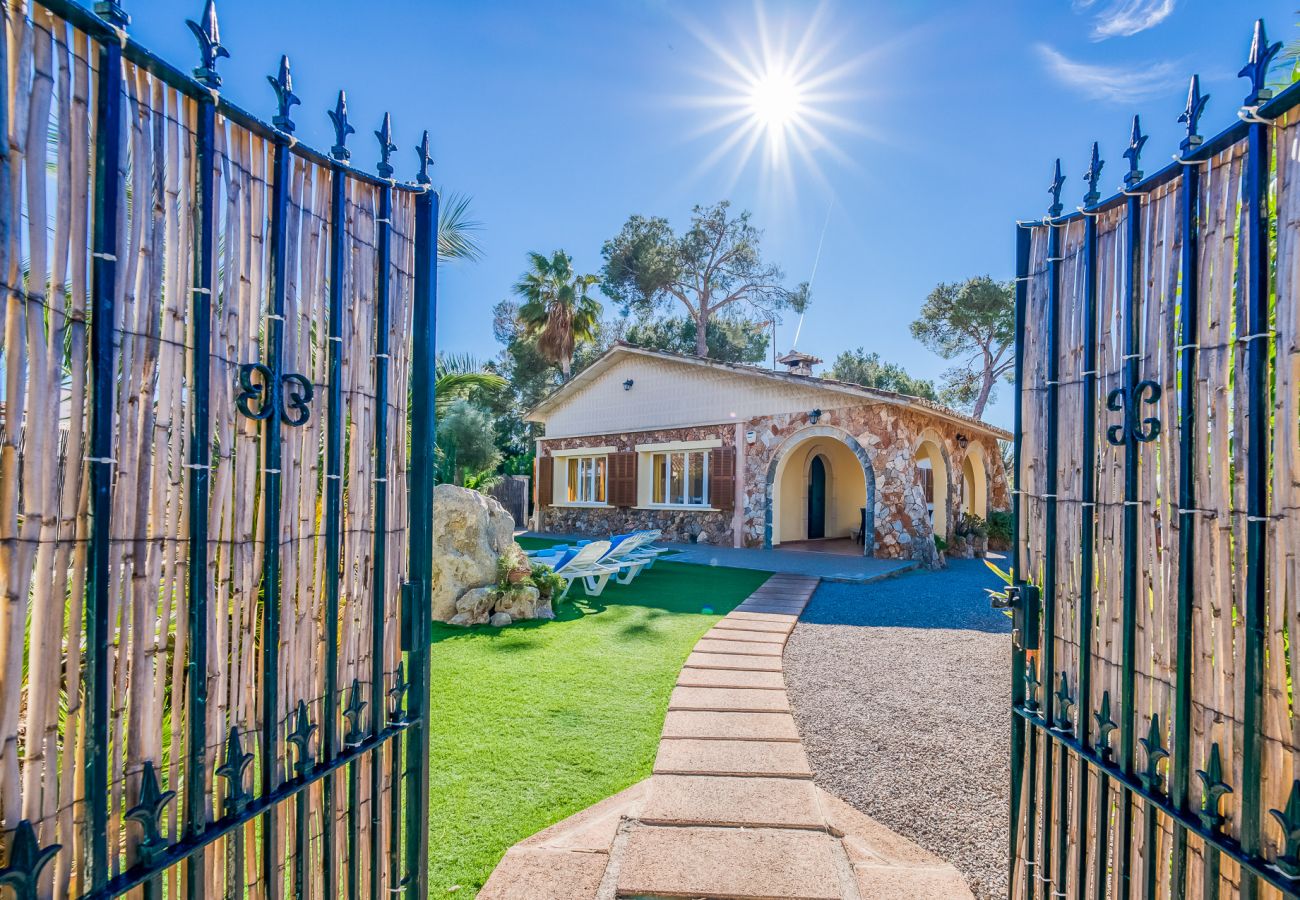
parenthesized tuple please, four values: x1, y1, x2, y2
(1006, 20, 1300, 900)
(0, 0, 438, 896)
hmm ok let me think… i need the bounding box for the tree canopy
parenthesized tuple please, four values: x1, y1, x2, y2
(513, 250, 602, 377)
(600, 201, 808, 357)
(909, 275, 1014, 419)
(621, 315, 769, 364)
(437, 400, 503, 486)
(825, 348, 937, 401)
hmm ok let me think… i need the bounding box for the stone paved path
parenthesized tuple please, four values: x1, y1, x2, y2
(480, 575, 974, 899)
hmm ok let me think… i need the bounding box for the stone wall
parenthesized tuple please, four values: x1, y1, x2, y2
(535, 403, 1009, 563)
(537, 425, 737, 545)
(739, 404, 1009, 562)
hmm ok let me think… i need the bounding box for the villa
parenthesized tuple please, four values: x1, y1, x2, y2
(527, 343, 1010, 561)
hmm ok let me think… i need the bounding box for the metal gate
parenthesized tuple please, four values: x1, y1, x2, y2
(1006, 19, 1300, 900)
(0, 0, 439, 896)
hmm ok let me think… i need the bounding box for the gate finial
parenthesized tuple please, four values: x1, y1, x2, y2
(376, 113, 398, 179)
(268, 55, 300, 135)
(1269, 781, 1300, 877)
(1093, 691, 1118, 763)
(286, 700, 317, 777)
(1195, 743, 1233, 832)
(1083, 142, 1103, 207)
(186, 0, 229, 89)
(1178, 75, 1209, 153)
(1122, 115, 1147, 188)
(329, 91, 356, 162)
(1048, 159, 1065, 218)
(1052, 674, 1073, 734)
(0, 821, 61, 900)
(126, 761, 176, 866)
(215, 727, 254, 815)
(343, 678, 368, 746)
(1240, 19, 1282, 106)
(1138, 714, 1169, 794)
(389, 661, 411, 723)
(416, 131, 434, 186)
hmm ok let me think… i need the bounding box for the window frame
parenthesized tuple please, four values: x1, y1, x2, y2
(562, 453, 608, 506)
(649, 449, 710, 508)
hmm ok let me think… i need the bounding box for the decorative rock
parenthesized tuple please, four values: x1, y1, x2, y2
(455, 586, 497, 626)
(430, 484, 515, 622)
(496, 584, 548, 620)
(490, 612, 513, 628)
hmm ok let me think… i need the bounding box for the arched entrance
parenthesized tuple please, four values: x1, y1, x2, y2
(765, 425, 876, 556)
(914, 431, 951, 540)
(960, 442, 989, 519)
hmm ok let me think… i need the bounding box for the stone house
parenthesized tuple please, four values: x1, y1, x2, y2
(526, 344, 1011, 562)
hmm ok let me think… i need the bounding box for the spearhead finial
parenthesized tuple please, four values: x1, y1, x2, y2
(328, 91, 356, 162)
(1178, 75, 1210, 153)
(388, 662, 410, 723)
(1196, 743, 1233, 832)
(286, 700, 317, 777)
(1052, 674, 1073, 734)
(267, 55, 300, 134)
(1094, 691, 1118, 763)
(1048, 159, 1065, 218)
(215, 727, 254, 815)
(126, 761, 177, 866)
(1123, 115, 1147, 188)
(1138, 714, 1169, 794)
(1083, 142, 1104, 207)
(0, 820, 61, 897)
(1240, 19, 1282, 106)
(186, 0, 230, 89)
(416, 131, 434, 185)
(376, 113, 397, 179)
(1270, 781, 1300, 877)
(343, 678, 368, 746)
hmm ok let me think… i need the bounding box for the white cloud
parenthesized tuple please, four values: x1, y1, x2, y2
(1035, 44, 1181, 102)
(1078, 0, 1176, 40)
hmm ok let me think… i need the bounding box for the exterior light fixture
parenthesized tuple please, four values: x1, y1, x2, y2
(623, 379, 634, 391)
(955, 433, 969, 449)
(809, 408, 822, 424)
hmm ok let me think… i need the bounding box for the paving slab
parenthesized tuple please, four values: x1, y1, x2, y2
(725, 611, 799, 624)
(662, 709, 801, 741)
(685, 651, 784, 671)
(477, 847, 608, 900)
(702, 627, 788, 644)
(694, 638, 784, 656)
(852, 864, 975, 899)
(738, 602, 807, 613)
(669, 685, 791, 712)
(712, 618, 795, 634)
(675, 666, 788, 689)
(639, 775, 825, 829)
(654, 738, 813, 778)
(616, 826, 842, 900)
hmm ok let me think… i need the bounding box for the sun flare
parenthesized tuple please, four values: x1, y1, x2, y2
(747, 68, 806, 130)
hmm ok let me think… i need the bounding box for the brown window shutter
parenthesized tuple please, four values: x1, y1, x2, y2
(609, 451, 637, 507)
(710, 446, 736, 511)
(537, 456, 554, 507)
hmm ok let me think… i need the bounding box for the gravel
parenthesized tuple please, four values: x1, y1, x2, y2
(783, 558, 1013, 900)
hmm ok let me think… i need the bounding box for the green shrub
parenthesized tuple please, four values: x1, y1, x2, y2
(529, 563, 567, 602)
(954, 512, 988, 539)
(933, 536, 947, 552)
(986, 509, 1013, 549)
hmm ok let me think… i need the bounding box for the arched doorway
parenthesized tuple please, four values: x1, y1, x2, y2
(765, 425, 876, 556)
(808, 456, 827, 539)
(960, 442, 989, 519)
(914, 433, 950, 540)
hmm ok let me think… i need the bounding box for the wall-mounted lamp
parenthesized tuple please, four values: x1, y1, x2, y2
(623, 379, 634, 391)
(955, 433, 969, 450)
(808, 408, 822, 424)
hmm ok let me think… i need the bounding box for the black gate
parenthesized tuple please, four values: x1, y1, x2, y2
(1006, 19, 1300, 900)
(0, 0, 438, 896)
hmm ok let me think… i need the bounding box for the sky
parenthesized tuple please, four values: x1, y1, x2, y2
(122, 0, 1297, 430)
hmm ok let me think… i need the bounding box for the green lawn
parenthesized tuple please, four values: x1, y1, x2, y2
(426, 540, 769, 894)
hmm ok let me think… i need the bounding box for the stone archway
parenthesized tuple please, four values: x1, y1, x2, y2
(913, 428, 953, 541)
(764, 425, 877, 556)
(960, 440, 989, 519)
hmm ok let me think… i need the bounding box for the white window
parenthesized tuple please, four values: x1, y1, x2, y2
(565, 455, 607, 504)
(650, 450, 709, 506)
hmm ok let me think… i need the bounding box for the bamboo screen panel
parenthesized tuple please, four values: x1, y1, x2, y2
(0, 4, 419, 897)
(1014, 115, 1299, 898)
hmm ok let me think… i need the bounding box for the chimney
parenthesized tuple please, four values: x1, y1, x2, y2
(776, 350, 822, 377)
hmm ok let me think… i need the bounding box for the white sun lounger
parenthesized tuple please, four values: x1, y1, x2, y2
(534, 540, 619, 599)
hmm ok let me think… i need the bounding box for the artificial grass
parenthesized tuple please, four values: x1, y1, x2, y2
(425, 546, 769, 894)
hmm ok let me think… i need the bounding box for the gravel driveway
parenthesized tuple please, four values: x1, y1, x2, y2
(783, 559, 1013, 900)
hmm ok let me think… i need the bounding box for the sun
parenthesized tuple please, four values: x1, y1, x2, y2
(679, 2, 863, 193)
(747, 68, 806, 131)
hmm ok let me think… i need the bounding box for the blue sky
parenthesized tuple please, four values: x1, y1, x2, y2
(124, 0, 1294, 429)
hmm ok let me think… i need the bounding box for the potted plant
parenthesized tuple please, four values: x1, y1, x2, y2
(954, 513, 990, 558)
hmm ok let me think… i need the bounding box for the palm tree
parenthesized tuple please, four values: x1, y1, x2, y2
(435, 353, 506, 414)
(438, 191, 484, 263)
(513, 251, 602, 377)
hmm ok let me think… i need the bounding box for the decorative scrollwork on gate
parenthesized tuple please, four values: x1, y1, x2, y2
(236, 363, 316, 425)
(1105, 379, 1162, 446)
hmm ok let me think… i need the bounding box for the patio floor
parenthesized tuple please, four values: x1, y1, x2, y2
(521, 532, 919, 582)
